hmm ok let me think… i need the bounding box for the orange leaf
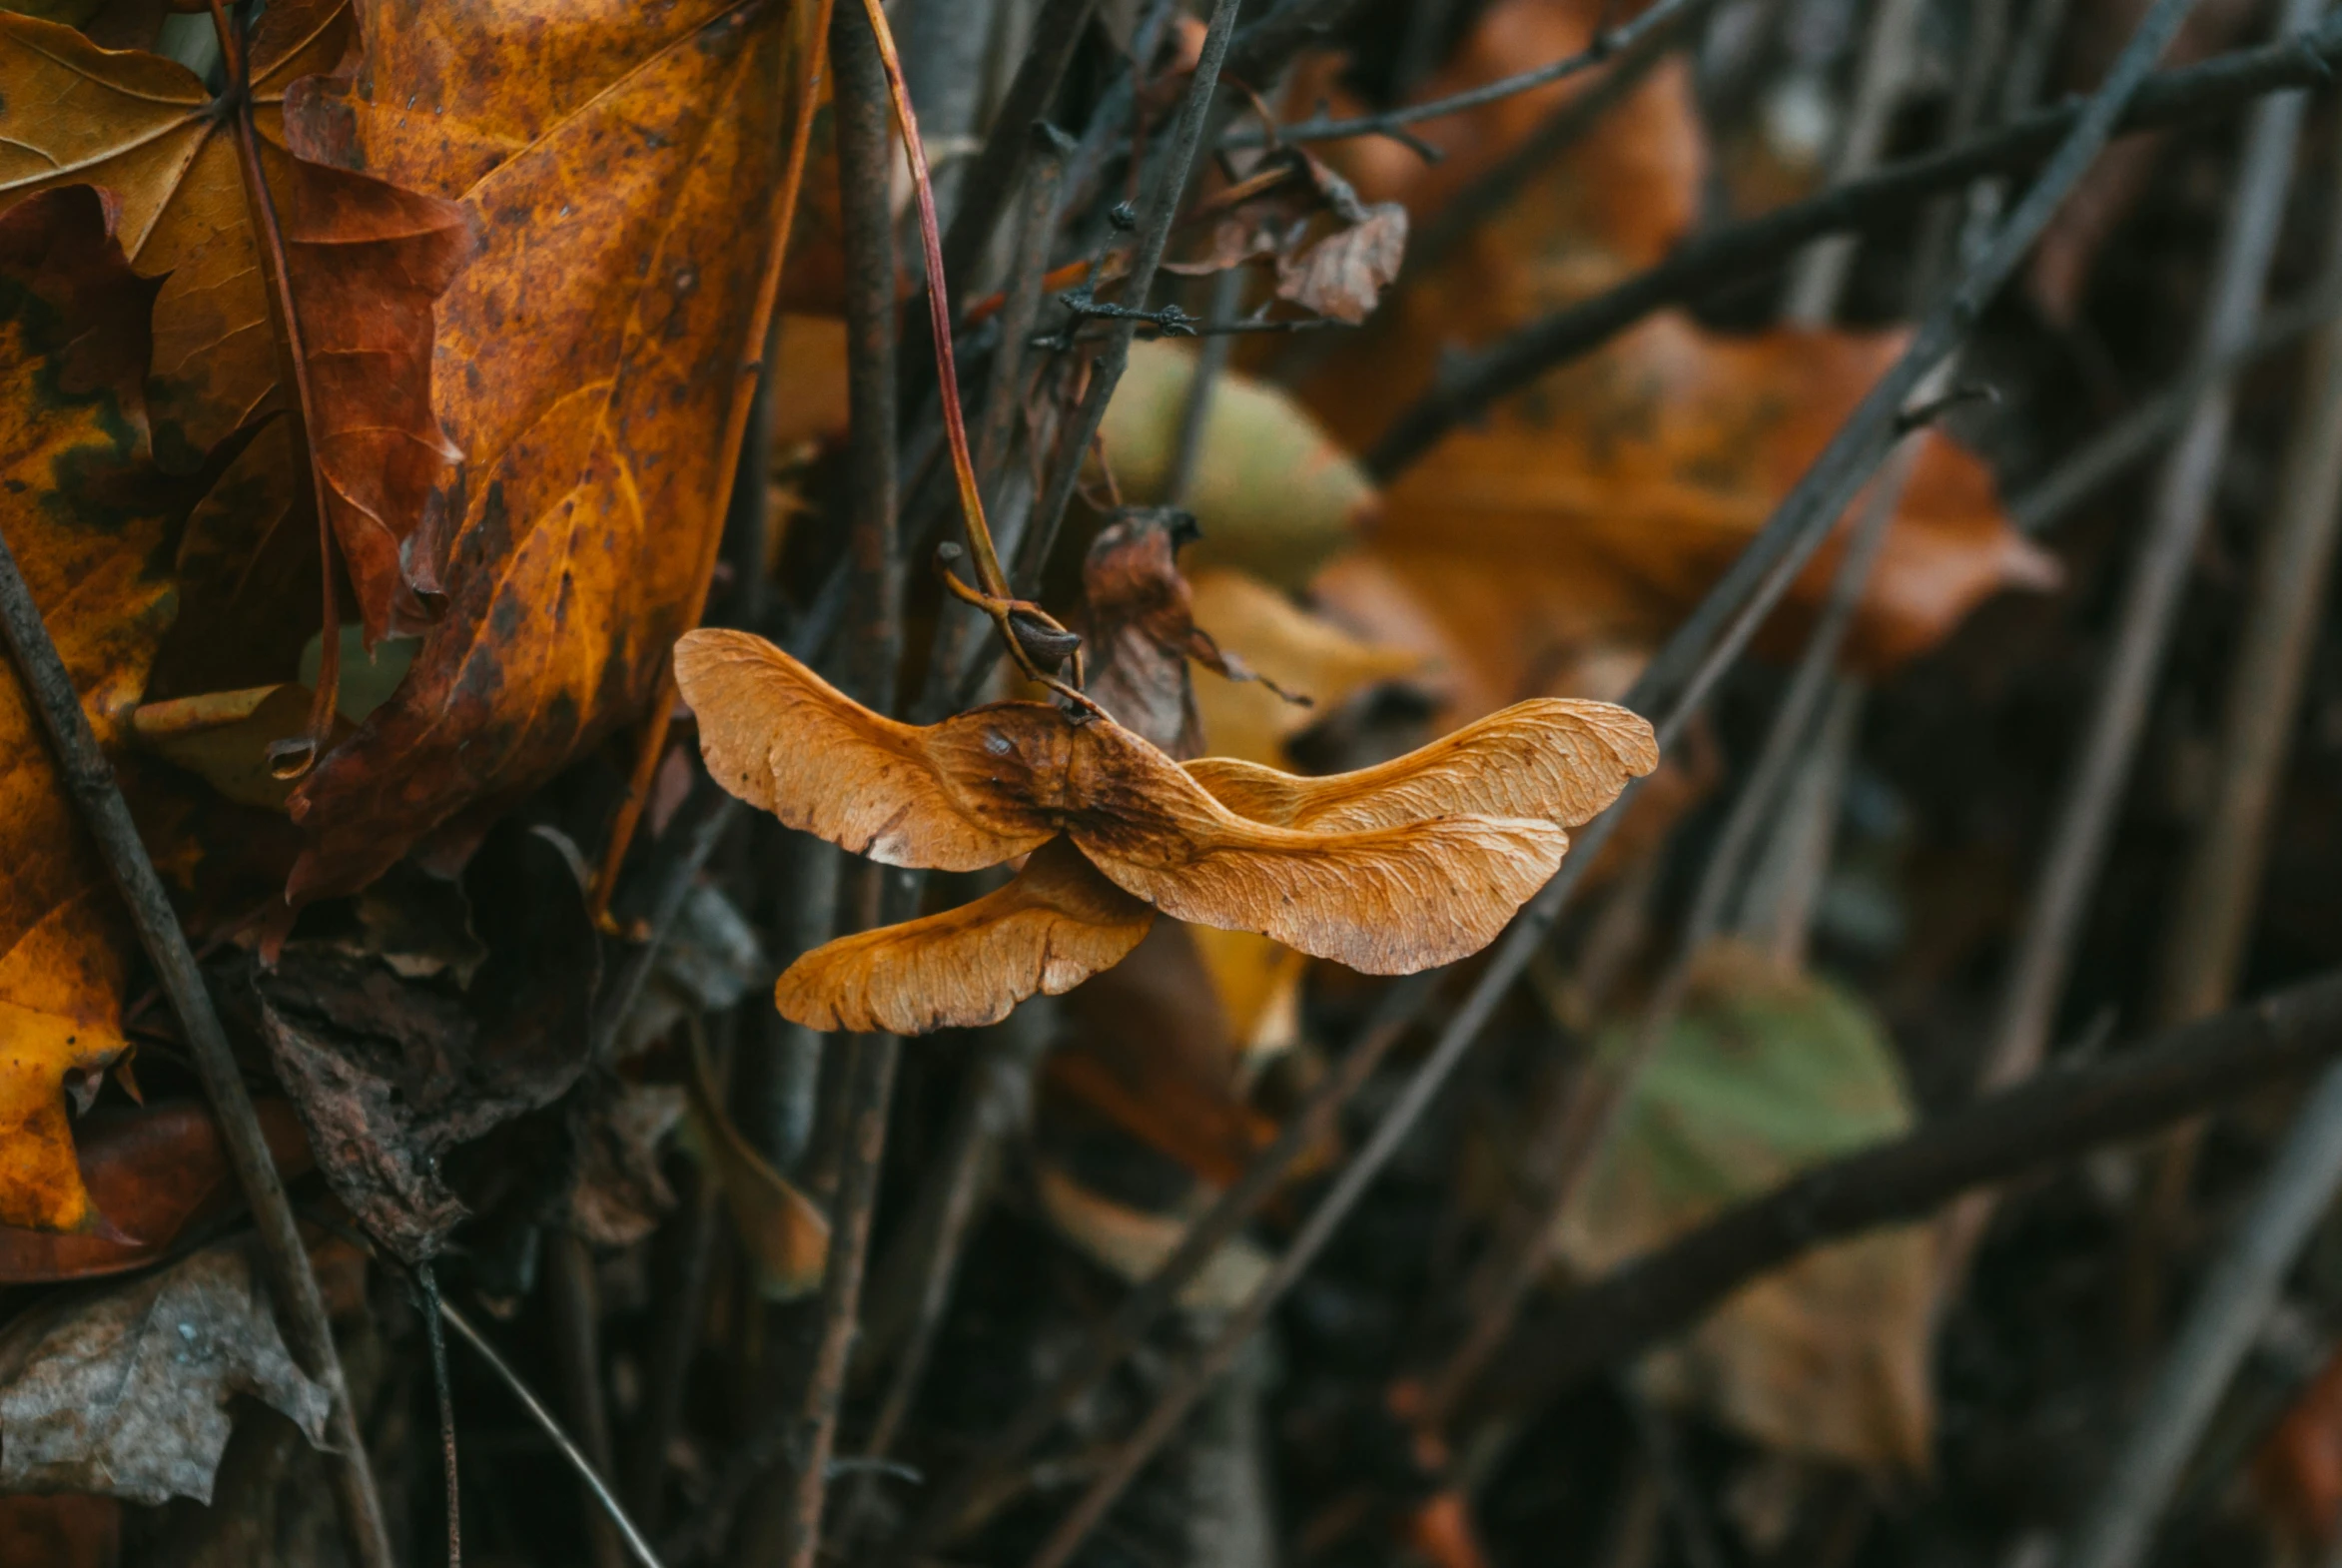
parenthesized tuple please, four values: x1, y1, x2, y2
(281, 0, 826, 903)
(0, 1101, 314, 1284)
(0, 189, 189, 1233)
(0, 2, 473, 646)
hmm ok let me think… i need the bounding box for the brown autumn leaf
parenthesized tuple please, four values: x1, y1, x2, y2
(252, 824, 598, 1260)
(0, 1240, 332, 1506)
(278, 0, 824, 904)
(678, 628, 1655, 1032)
(0, 1100, 314, 1285)
(0, 187, 191, 1234)
(1083, 507, 1299, 760)
(0, 1, 474, 644)
(1321, 317, 2060, 681)
(1286, 0, 2051, 687)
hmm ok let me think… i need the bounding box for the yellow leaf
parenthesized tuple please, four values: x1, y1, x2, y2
(0, 190, 188, 1231)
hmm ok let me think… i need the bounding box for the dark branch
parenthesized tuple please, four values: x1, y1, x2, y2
(1468, 969, 2342, 1426)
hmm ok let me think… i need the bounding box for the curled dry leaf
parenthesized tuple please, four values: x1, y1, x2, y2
(280, 0, 825, 902)
(1083, 508, 1297, 760)
(0, 1241, 332, 1506)
(0, 0, 473, 643)
(678, 629, 1657, 1031)
(1099, 340, 1377, 589)
(253, 825, 598, 1260)
(685, 1033, 827, 1299)
(773, 840, 1156, 1037)
(0, 188, 188, 1233)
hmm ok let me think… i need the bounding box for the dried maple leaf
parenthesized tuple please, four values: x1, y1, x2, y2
(0, 1240, 332, 1506)
(0, 188, 193, 1233)
(676, 628, 1656, 1032)
(279, 0, 824, 903)
(0, 1, 473, 643)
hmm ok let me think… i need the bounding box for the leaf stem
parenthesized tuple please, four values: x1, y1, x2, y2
(204, 0, 343, 780)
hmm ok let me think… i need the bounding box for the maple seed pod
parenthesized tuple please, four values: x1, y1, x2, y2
(673, 629, 1659, 1033)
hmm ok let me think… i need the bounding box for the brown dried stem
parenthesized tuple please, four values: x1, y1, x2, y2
(768, 9, 913, 1564)
(204, 0, 342, 780)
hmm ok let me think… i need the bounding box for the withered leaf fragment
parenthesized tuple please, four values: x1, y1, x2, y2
(1082, 507, 1297, 759)
(0, 1241, 331, 1506)
(281, 0, 824, 902)
(676, 629, 1657, 1032)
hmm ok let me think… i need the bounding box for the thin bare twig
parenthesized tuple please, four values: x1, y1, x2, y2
(0, 474, 393, 1568)
(550, 1229, 625, 1568)
(415, 1261, 461, 1568)
(1781, 0, 1929, 321)
(1362, 11, 2342, 480)
(890, 974, 1434, 1561)
(769, 7, 910, 1562)
(1967, 0, 2315, 1098)
(1250, 0, 1712, 147)
(849, 998, 1056, 1526)
(1012, 0, 1249, 601)
(2061, 1061, 2342, 1568)
(2127, 97, 2342, 1346)
(2007, 278, 2342, 533)
(438, 1298, 668, 1568)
